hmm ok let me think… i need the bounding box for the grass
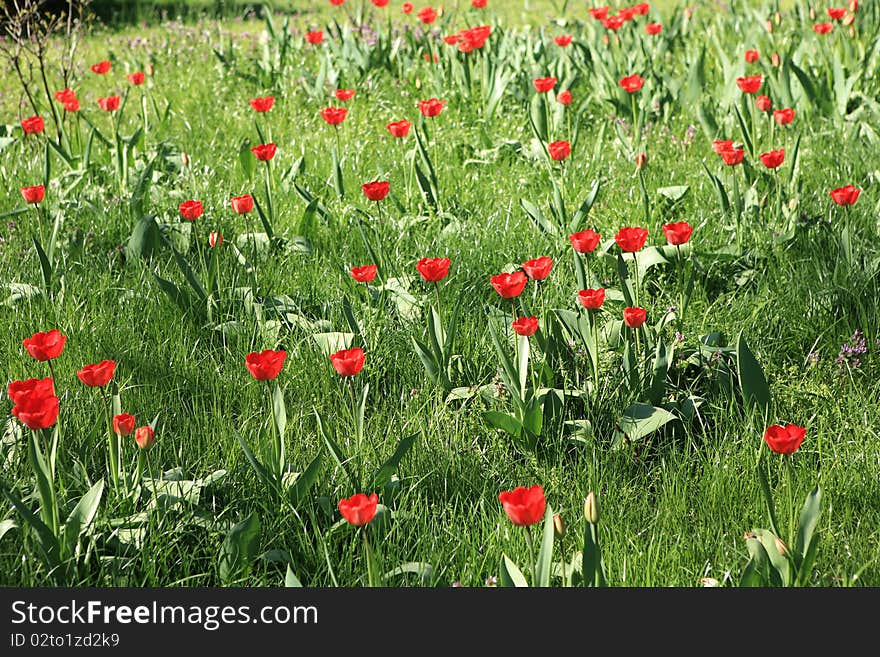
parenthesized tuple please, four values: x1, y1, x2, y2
(1, 0, 879, 587)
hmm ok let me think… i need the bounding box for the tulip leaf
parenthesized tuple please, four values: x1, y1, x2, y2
(736, 331, 771, 415)
(272, 383, 287, 443)
(371, 433, 418, 491)
(657, 185, 689, 203)
(331, 148, 344, 198)
(414, 162, 437, 209)
(520, 198, 557, 235)
(32, 236, 53, 290)
(61, 479, 104, 560)
(0, 519, 17, 542)
(569, 179, 600, 233)
(0, 483, 58, 566)
(383, 562, 434, 585)
(740, 535, 771, 587)
(612, 403, 676, 448)
(484, 411, 522, 438)
(314, 410, 358, 490)
(27, 432, 58, 536)
(219, 512, 261, 585)
(239, 137, 254, 179)
(234, 430, 271, 490)
(288, 453, 323, 506)
(499, 554, 529, 587)
(648, 335, 670, 406)
(756, 463, 782, 538)
(284, 565, 303, 587)
(754, 528, 788, 587)
(535, 505, 555, 587)
(128, 214, 162, 260)
(795, 486, 822, 575)
(312, 332, 353, 356)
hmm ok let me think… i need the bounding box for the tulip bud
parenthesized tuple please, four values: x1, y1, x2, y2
(181, 151, 190, 167)
(771, 53, 781, 67)
(849, 25, 856, 37)
(602, 34, 609, 46)
(775, 11, 782, 24)
(809, 7, 816, 20)
(843, 13, 855, 26)
(700, 577, 720, 587)
(553, 513, 565, 539)
(774, 536, 789, 557)
(134, 425, 155, 450)
(635, 152, 648, 169)
(765, 19, 773, 33)
(145, 62, 154, 76)
(584, 492, 599, 524)
(849, 0, 858, 12)
(684, 6, 693, 19)
(209, 231, 223, 248)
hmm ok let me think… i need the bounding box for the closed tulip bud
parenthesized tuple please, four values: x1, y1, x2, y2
(771, 53, 781, 67)
(553, 513, 565, 539)
(809, 7, 816, 20)
(765, 19, 773, 33)
(134, 425, 155, 450)
(849, 0, 858, 11)
(774, 536, 789, 556)
(635, 152, 647, 169)
(849, 25, 856, 37)
(700, 577, 720, 587)
(584, 491, 599, 524)
(775, 11, 782, 24)
(684, 6, 693, 19)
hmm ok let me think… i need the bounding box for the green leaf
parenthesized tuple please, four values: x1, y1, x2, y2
(612, 404, 676, 447)
(219, 512, 261, 585)
(484, 411, 523, 437)
(582, 522, 605, 587)
(332, 148, 345, 198)
(517, 335, 529, 400)
(152, 272, 192, 316)
(61, 479, 104, 559)
(32, 236, 53, 290)
(287, 453, 323, 506)
(520, 198, 557, 235)
(234, 430, 271, 490)
(27, 432, 57, 536)
(285, 565, 303, 587)
(315, 410, 357, 490)
(740, 536, 771, 587)
(535, 505, 555, 587)
(648, 336, 670, 406)
(383, 562, 435, 585)
(499, 554, 529, 587)
(127, 215, 162, 260)
(657, 185, 689, 203)
(253, 194, 275, 240)
(0, 519, 17, 541)
(754, 528, 789, 587)
(371, 433, 418, 491)
(0, 484, 58, 567)
(272, 383, 287, 443)
(736, 331, 771, 414)
(414, 162, 437, 209)
(312, 332, 353, 356)
(795, 486, 822, 566)
(756, 464, 782, 537)
(569, 179, 601, 233)
(239, 137, 255, 179)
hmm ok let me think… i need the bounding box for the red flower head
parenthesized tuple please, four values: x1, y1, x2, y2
(548, 140, 571, 161)
(645, 22, 663, 35)
(335, 88, 356, 101)
(827, 7, 847, 20)
(813, 22, 833, 34)
(209, 232, 223, 248)
(512, 316, 539, 337)
(590, 6, 610, 20)
(77, 360, 116, 387)
(249, 96, 275, 112)
(134, 425, 155, 450)
(662, 221, 693, 246)
(338, 492, 379, 526)
(773, 108, 795, 125)
(416, 257, 451, 282)
(603, 15, 626, 31)
(21, 116, 44, 134)
(127, 71, 146, 86)
(569, 229, 601, 253)
(245, 349, 287, 380)
(745, 49, 760, 63)
(472, 0, 487, 6)
(557, 90, 573, 105)
(91, 60, 111, 74)
(623, 307, 647, 328)
(631, 2, 650, 15)
(490, 271, 528, 298)
(521, 256, 553, 281)
(113, 413, 136, 436)
(20, 185, 45, 204)
(619, 74, 645, 93)
(251, 143, 277, 161)
(306, 30, 325, 44)
(578, 288, 606, 310)
(554, 35, 573, 47)
(329, 0, 345, 5)
(54, 89, 77, 104)
(533, 76, 557, 93)
(417, 6, 437, 23)
(11, 389, 59, 430)
(351, 264, 378, 283)
(712, 139, 733, 154)
(98, 96, 121, 112)
(330, 347, 365, 377)
(372, 0, 390, 6)
(362, 180, 390, 201)
(763, 424, 806, 455)
(829, 185, 861, 206)
(636, 152, 648, 169)
(498, 485, 546, 526)
(23, 329, 66, 361)
(386, 119, 412, 137)
(418, 98, 445, 117)
(615, 226, 649, 252)
(321, 106, 348, 125)
(7, 378, 54, 406)
(231, 194, 254, 214)
(63, 99, 80, 112)
(759, 148, 785, 169)
(403, 2, 414, 13)
(619, 7, 636, 20)
(444, 34, 460, 46)
(179, 200, 203, 220)
(756, 95, 772, 112)
(736, 75, 763, 94)
(720, 147, 745, 166)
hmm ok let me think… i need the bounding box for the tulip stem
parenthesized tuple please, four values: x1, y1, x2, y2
(267, 381, 282, 494)
(100, 387, 120, 493)
(524, 526, 537, 586)
(785, 454, 795, 542)
(632, 251, 640, 308)
(676, 244, 685, 332)
(591, 309, 600, 391)
(363, 529, 378, 588)
(434, 281, 442, 315)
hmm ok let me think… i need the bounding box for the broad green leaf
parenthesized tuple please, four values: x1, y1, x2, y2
(657, 185, 689, 203)
(648, 336, 670, 406)
(371, 433, 418, 491)
(795, 486, 822, 564)
(128, 214, 162, 260)
(535, 505, 555, 587)
(520, 198, 557, 235)
(383, 562, 435, 585)
(287, 453, 323, 506)
(613, 404, 676, 446)
(736, 331, 771, 414)
(499, 554, 529, 587)
(28, 432, 58, 536)
(740, 536, 771, 587)
(484, 411, 522, 437)
(61, 479, 104, 559)
(285, 565, 303, 587)
(312, 332, 353, 356)
(0, 519, 17, 541)
(219, 512, 261, 585)
(756, 464, 782, 538)
(272, 383, 287, 443)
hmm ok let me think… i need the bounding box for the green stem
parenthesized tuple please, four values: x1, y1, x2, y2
(525, 526, 537, 586)
(100, 387, 119, 492)
(363, 529, 377, 588)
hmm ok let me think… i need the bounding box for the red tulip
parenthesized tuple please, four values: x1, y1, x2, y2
(548, 140, 571, 161)
(386, 119, 411, 137)
(632, 2, 649, 14)
(362, 180, 390, 201)
(590, 7, 610, 20)
(745, 49, 760, 63)
(771, 53, 781, 67)
(813, 22, 833, 34)
(249, 96, 275, 112)
(179, 200, 203, 220)
(756, 95, 772, 112)
(623, 307, 647, 328)
(90, 60, 111, 74)
(306, 30, 325, 44)
(229, 194, 254, 214)
(444, 34, 460, 46)
(403, 2, 414, 13)
(251, 143, 277, 161)
(521, 256, 553, 281)
(417, 6, 437, 23)
(773, 108, 795, 125)
(615, 226, 648, 252)
(23, 329, 66, 361)
(416, 257, 451, 282)
(20, 185, 45, 204)
(351, 264, 378, 283)
(77, 360, 116, 387)
(372, 0, 389, 6)
(98, 96, 121, 112)
(763, 424, 806, 455)
(645, 22, 663, 35)
(113, 413, 136, 436)
(635, 152, 648, 169)
(759, 148, 785, 169)
(554, 35, 573, 47)
(127, 71, 145, 86)
(512, 316, 539, 337)
(472, 0, 487, 7)
(11, 390, 59, 431)
(321, 107, 348, 125)
(827, 7, 846, 20)
(578, 288, 606, 310)
(7, 378, 54, 405)
(245, 349, 287, 380)
(490, 271, 528, 299)
(329, 0, 345, 5)
(338, 492, 379, 526)
(498, 485, 546, 526)
(569, 229, 601, 253)
(533, 76, 557, 93)
(209, 232, 223, 248)
(603, 15, 625, 30)
(418, 98, 445, 117)
(829, 185, 861, 206)
(330, 347, 365, 377)
(557, 90, 572, 105)
(720, 147, 744, 166)
(134, 425, 155, 450)
(662, 221, 694, 246)
(335, 88, 356, 101)
(736, 75, 763, 94)
(619, 74, 645, 93)
(54, 89, 77, 104)
(712, 139, 733, 154)
(62, 99, 80, 112)
(21, 116, 44, 134)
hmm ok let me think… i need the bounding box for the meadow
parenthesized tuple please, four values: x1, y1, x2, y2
(1, 0, 878, 587)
